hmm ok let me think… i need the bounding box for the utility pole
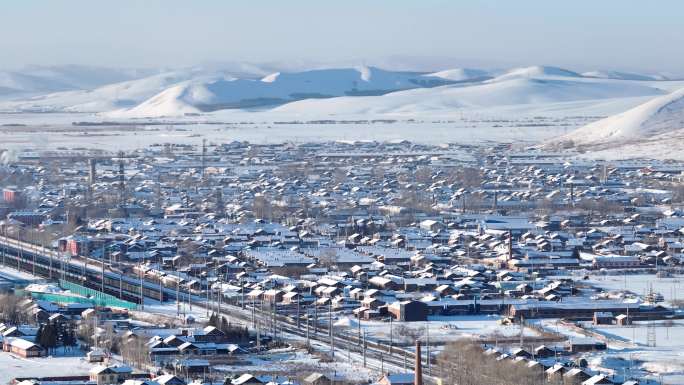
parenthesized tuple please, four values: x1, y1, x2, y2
(330, 302, 334, 358)
(306, 309, 310, 348)
(159, 253, 163, 304)
(314, 305, 318, 335)
(217, 276, 222, 316)
(272, 301, 277, 339)
(139, 264, 144, 310)
(175, 261, 180, 317)
(201, 138, 207, 183)
(357, 315, 361, 344)
(101, 246, 105, 293)
(241, 280, 245, 309)
(426, 324, 431, 376)
(45, 238, 51, 279)
(118, 151, 126, 206)
(252, 297, 256, 328)
(389, 316, 393, 355)
(362, 330, 367, 368)
(256, 322, 261, 351)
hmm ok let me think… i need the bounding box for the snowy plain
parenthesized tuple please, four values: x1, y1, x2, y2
(1, 64, 684, 160)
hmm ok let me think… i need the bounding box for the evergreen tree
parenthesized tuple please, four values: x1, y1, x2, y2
(36, 324, 44, 348)
(41, 323, 58, 354)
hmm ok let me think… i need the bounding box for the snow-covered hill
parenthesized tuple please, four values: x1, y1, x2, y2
(0, 65, 153, 98)
(1, 64, 682, 122)
(424, 68, 491, 82)
(488, 65, 581, 82)
(109, 66, 454, 118)
(554, 87, 684, 147)
(0, 70, 204, 112)
(582, 70, 669, 81)
(272, 75, 667, 117)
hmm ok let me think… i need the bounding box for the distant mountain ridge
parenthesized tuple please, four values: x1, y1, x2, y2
(0, 64, 680, 119)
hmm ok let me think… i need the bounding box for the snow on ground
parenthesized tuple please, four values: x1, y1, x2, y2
(2, 64, 684, 161)
(424, 68, 490, 82)
(0, 352, 95, 383)
(537, 317, 684, 385)
(0, 119, 575, 152)
(592, 321, 684, 348)
(549, 87, 684, 160)
(23, 283, 64, 294)
(584, 273, 684, 304)
(272, 76, 666, 117)
(346, 315, 540, 346)
(0, 71, 201, 113)
(0, 265, 44, 282)
(213, 347, 377, 382)
(559, 87, 684, 145)
(589, 322, 684, 385)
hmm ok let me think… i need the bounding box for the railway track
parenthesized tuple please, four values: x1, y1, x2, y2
(0, 235, 437, 379)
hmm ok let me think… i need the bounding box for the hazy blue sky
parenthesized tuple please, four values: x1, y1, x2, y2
(2, 0, 683, 74)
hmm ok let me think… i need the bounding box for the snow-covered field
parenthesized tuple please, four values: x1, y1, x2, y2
(584, 273, 684, 304)
(0, 118, 576, 151)
(0, 352, 95, 384)
(0, 64, 683, 160)
(589, 322, 684, 385)
(537, 318, 684, 385)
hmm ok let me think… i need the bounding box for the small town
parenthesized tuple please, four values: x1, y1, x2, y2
(0, 140, 681, 385)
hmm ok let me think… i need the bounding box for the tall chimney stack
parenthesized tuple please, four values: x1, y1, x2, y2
(415, 340, 423, 385)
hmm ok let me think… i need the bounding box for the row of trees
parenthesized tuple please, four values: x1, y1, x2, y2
(207, 313, 250, 343)
(0, 294, 26, 325)
(36, 321, 77, 354)
(437, 340, 546, 385)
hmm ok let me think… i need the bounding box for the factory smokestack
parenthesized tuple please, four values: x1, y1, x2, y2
(415, 340, 423, 385)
